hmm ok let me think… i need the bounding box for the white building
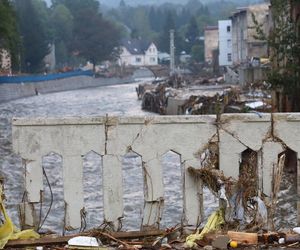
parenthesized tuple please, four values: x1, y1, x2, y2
(119, 39, 158, 66)
(218, 20, 233, 66)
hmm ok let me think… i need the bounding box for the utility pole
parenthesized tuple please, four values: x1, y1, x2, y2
(170, 29, 175, 76)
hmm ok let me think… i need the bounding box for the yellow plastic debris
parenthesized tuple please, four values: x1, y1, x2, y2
(0, 186, 39, 249)
(185, 208, 225, 248)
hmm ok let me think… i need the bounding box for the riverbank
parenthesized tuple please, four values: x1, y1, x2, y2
(0, 75, 136, 103)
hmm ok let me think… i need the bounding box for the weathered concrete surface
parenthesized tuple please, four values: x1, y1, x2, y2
(219, 113, 271, 179)
(13, 117, 106, 229)
(12, 113, 300, 230)
(0, 75, 134, 103)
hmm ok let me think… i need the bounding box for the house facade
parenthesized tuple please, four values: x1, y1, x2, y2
(119, 39, 158, 66)
(0, 49, 11, 75)
(230, 3, 269, 65)
(204, 26, 219, 63)
(218, 20, 233, 66)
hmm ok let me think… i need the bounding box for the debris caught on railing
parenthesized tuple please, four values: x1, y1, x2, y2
(67, 236, 101, 249)
(0, 183, 39, 249)
(185, 208, 225, 248)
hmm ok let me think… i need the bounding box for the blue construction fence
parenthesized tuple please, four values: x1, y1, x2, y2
(0, 70, 93, 84)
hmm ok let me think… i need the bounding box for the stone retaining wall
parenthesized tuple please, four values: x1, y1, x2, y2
(0, 75, 134, 103)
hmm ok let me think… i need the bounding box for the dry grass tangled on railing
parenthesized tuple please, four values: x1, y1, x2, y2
(187, 167, 236, 197)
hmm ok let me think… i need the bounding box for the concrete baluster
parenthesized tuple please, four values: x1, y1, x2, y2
(20, 157, 42, 229)
(219, 131, 247, 179)
(103, 155, 123, 230)
(261, 141, 284, 197)
(182, 159, 203, 226)
(62, 155, 84, 230)
(142, 157, 164, 229)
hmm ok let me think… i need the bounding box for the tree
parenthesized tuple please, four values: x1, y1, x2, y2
(119, 0, 126, 8)
(254, 0, 300, 111)
(57, 0, 100, 17)
(158, 11, 176, 53)
(0, 0, 20, 71)
(15, 0, 51, 73)
(186, 16, 199, 44)
(51, 4, 73, 65)
(191, 43, 204, 62)
(71, 6, 121, 70)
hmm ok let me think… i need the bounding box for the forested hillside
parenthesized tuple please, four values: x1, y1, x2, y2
(99, 0, 264, 7)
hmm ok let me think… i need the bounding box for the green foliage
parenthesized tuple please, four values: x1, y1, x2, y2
(158, 11, 175, 53)
(50, 4, 73, 66)
(15, 0, 51, 73)
(51, 4, 73, 42)
(70, 1, 121, 67)
(254, 0, 300, 110)
(186, 16, 199, 44)
(0, 0, 20, 71)
(191, 43, 204, 62)
(51, 0, 121, 68)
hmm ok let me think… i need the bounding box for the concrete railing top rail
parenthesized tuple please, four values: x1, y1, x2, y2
(12, 113, 300, 232)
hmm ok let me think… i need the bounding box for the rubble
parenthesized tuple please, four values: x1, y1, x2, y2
(136, 76, 273, 115)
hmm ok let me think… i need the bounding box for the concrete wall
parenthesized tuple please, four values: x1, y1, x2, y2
(231, 10, 248, 64)
(218, 20, 233, 66)
(0, 75, 134, 103)
(12, 113, 300, 231)
(238, 66, 269, 85)
(230, 4, 269, 65)
(204, 27, 219, 63)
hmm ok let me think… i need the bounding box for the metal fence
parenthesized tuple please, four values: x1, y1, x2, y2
(0, 70, 93, 84)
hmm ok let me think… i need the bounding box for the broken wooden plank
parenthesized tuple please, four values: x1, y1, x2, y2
(227, 231, 258, 244)
(5, 230, 164, 248)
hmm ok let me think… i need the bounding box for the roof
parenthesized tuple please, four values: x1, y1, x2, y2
(120, 38, 154, 55)
(204, 26, 218, 31)
(230, 3, 269, 18)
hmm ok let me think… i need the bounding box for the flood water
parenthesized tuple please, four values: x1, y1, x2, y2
(0, 81, 296, 234)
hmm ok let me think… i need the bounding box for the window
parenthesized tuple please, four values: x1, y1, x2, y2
(150, 57, 156, 62)
(227, 26, 231, 32)
(136, 57, 141, 63)
(227, 39, 231, 48)
(227, 53, 232, 62)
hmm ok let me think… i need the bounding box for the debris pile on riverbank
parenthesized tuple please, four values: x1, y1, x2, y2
(136, 76, 272, 115)
(5, 219, 300, 249)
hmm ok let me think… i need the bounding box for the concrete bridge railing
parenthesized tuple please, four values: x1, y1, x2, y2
(12, 113, 300, 231)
